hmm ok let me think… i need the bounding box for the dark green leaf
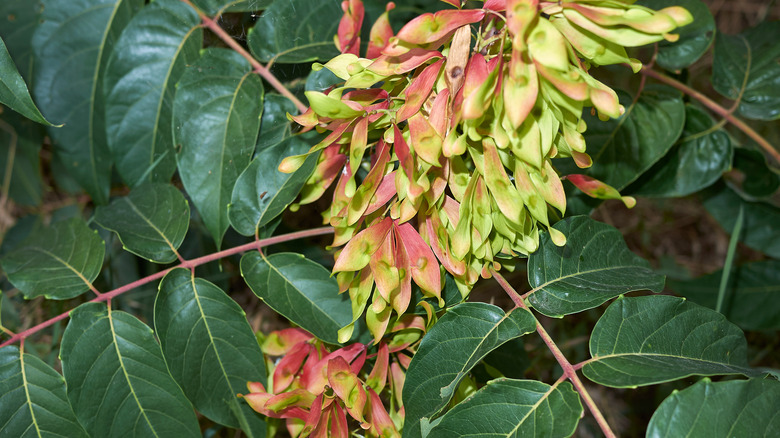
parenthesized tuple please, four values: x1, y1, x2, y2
(229, 137, 317, 236)
(174, 48, 264, 247)
(628, 105, 731, 197)
(0, 346, 88, 438)
(402, 303, 536, 438)
(527, 216, 665, 318)
(0, 0, 42, 83)
(1, 218, 105, 300)
(156, 268, 267, 436)
(0, 112, 44, 205)
(247, 0, 341, 64)
(0, 37, 53, 125)
(61, 303, 200, 437)
(32, 0, 143, 204)
(712, 21, 780, 121)
(104, 0, 202, 186)
(428, 379, 582, 438)
(732, 147, 780, 198)
(256, 94, 298, 153)
(639, 0, 714, 71)
(240, 252, 351, 344)
(571, 85, 685, 190)
(703, 182, 780, 258)
(190, 0, 273, 16)
(583, 295, 756, 388)
(647, 378, 780, 437)
(669, 259, 780, 331)
(94, 183, 190, 263)
(478, 338, 530, 380)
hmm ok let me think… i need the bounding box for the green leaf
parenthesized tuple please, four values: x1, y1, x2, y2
(647, 378, 780, 437)
(527, 216, 665, 318)
(639, 0, 714, 71)
(712, 21, 780, 121)
(428, 379, 582, 438)
(583, 295, 757, 388)
(0, 346, 89, 438)
(669, 259, 780, 331)
(229, 137, 318, 236)
(94, 183, 190, 263)
(247, 0, 341, 64)
(703, 182, 780, 259)
(60, 303, 200, 437)
(0, 112, 44, 206)
(571, 85, 685, 190)
(0, 37, 54, 125)
(174, 48, 264, 247)
(402, 303, 536, 438)
(104, 0, 202, 186)
(256, 94, 299, 153)
(732, 147, 780, 198)
(1, 218, 105, 300)
(155, 268, 267, 436)
(240, 252, 351, 344)
(32, 0, 144, 204)
(190, 0, 273, 16)
(0, 0, 42, 83)
(628, 105, 731, 197)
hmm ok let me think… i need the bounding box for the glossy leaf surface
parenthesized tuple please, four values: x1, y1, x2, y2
(104, 0, 202, 186)
(60, 303, 200, 437)
(174, 48, 264, 247)
(647, 378, 780, 437)
(248, 0, 341, 64)
(230, 137, 318, 236)
(1, 218, 105, 300)
(712, 21, 780, 120)
(428, 379, 582, 438)
(156, 268, 267, 435)
(32, 0, 143, 204)
(629, 105, 731, 197)
(732, 148, 780, 198)
(669, 259, 780, 330)
(241, 252, 351, 344)
(640, 0, 714, 71)
(0, 37, 53, 125)
(256, 94, 299, 153)
(584, 295, 756, 388)
(0, 346, 88, 438)
(94, 183, 190, 263)
(402, 303, 536, 438)
(527, 216, 665, 318)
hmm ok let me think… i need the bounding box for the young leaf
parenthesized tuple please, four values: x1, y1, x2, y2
(103, 0, 202, 186)
(229, 137, 318, 236)
(583, 295, 757, 388)
(240, 252, 351, 344)
(32, 0, 144, 204)
(94, 183, 190, 263)
(402, 303, 536, 438)
(669, 259, 780, 331)
(628, 105, 731, 197)
(639, 0, 715, 71)
(712, 21, 780, 121)
(1, 218, 105, 300)
(427, 379, 582, 438)
(247, 0, 342, 64)
(0, 37, 55, 125)
(174, 48, 264, 247)
(648, 378, 780, 437)
(155, 268, 267, 436)
(527, 216, 665, 318)
(0, 346, 88, 438)
(60, 303, 200, 437)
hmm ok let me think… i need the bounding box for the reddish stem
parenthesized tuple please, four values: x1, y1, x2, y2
(179, 0, 308, 114)
(492, 271, 617, 438)
(0, 227, 334, 349)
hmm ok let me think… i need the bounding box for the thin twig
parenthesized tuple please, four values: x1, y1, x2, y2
(0, 227, 334, 348)
(179, 0, 308, 114)
(492, 271, 617, 438)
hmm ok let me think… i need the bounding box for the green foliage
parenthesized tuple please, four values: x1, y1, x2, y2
(0, 0, 778, 436)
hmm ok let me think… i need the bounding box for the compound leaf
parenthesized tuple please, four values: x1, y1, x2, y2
(94, 183, 190, 263)
(583, 295, 757, 388)
(0, 37, 54, 125)
(640, 0, 714, 71)
(60, 302, 200, 437)
(256, 94, 299, 153)
(527, 216, 665, 318)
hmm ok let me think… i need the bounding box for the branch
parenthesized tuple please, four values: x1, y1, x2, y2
(492, 271, 617, 438)
(0, 227, 334, 348)
(179, 0, 308, 114)
(639, 66, 780, 165)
